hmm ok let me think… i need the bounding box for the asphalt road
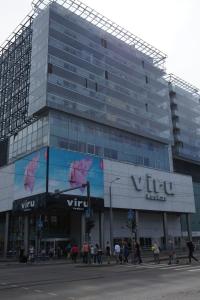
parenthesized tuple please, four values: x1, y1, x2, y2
(0, 261, 200, 299)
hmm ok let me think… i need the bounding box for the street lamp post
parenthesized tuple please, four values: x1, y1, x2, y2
(109, 177, 120, 252)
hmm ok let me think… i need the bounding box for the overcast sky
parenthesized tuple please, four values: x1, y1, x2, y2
(0, 0, 199, 88)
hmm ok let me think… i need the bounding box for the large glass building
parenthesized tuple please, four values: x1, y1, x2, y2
(167, 75, 200, 243)
(0, 0, 196, 256)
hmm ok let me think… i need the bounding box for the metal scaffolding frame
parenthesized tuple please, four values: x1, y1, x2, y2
(31, 0, 166, 68)
(165, 74, 200, 98)
(0, 16, 35, 141)
(0, 0, 167, 141)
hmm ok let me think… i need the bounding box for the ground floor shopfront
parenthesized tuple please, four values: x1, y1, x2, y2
(0, 147, 196, 256)
(0, 207, 193, 257)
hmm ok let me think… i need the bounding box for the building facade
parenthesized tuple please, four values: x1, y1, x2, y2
(168, 75, 200, 242)
(0, 0, 197, 256)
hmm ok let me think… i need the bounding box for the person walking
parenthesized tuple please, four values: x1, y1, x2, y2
(114, 242, 121, 264)
(105, 241, 111, 264)
(168, 239, 175, 265)
(123, 242, 129, 263)
(90, 244, 95, 263)
(95, 244, 103, 264)
(82, 242, 90, 264)
(71, 244, 79, 263)
(134, 241, 142, 264)
(187, 240, 198, 263)
(93, 244, 98, 264)
(152, 242, 160, 264)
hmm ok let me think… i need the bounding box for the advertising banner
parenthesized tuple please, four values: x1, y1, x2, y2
(48, 148, 104, 198)
(14, 147, 47, 200)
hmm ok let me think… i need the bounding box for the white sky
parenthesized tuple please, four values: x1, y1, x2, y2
(0, 0, 199, 87)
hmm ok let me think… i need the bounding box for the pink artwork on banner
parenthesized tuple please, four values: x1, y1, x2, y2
(69, 157, 93, 192)
(24, 154, 39, 192)
(100, 159, 104, 170)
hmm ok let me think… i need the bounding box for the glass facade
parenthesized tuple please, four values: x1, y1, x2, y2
(169, 81, 200, 162)
(28, 7, 49, 116)
(181, 182, 200, 233)
(49, 111, 170, 171)
(8, 116, 49, 161)
(6, 3, 172, 170)
(46, 4, 172, 144)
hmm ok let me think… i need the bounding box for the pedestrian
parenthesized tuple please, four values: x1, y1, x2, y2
(123, 242, 129, 263)
(119, 246, 123, 264)
(90, 244, 95, 263)
(66, 242, 71, 259)
(134, 241, 142, 264)
(187, 240, 198, 263)
(105, 241, 111, 264)
(114, 242, 121, 264)
(82, 241, 90, 264)
(71, 244, 79, 263)
(93, 244, 98, 263)
(152, 242, 160, 264)
(168, 239, 175, 265)
(19, 246, 27, 263)
(48, 247, 54, 259)
(96, 244, 103, 264)
(28, 245, 35, 262)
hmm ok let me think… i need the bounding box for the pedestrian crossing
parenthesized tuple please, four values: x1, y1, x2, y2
(120, 262, 200, 273)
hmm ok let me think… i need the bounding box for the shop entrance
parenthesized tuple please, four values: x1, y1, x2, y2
(40, 238, 71, 257)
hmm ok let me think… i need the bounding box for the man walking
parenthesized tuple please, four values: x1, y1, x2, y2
(134, 241, 142, 264)
(105, 241, 111, 264)
(187, 240, 198, 263)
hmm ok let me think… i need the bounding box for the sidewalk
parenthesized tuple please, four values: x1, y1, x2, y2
(0, 250, 196, 267)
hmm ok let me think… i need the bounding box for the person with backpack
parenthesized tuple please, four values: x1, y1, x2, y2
(187, 240, 198, 263)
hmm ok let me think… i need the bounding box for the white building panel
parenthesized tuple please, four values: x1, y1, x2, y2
(104, 160, 195, 213)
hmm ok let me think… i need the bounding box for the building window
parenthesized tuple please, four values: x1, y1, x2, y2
(95, 83, 98, 92)
(48, 63, 53, 74)
(104, 148, 118, 159)
(88, 144, 95, 154)
(101, 38, 107, 48)
(145, 75, 149, 84)
(85, 78, 88, 88)
(105, 70, 108, 80)
(145, 103, 148, 112)
(142, 60, 145, 68)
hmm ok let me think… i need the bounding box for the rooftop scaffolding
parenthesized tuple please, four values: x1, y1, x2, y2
(165, 74, 200, 98)
(32, 0, 167, 68)
(0, 0, 167, 69)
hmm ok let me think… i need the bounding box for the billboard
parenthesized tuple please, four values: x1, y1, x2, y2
(14, 148, 47, 200)
(48, 148, 104, 198)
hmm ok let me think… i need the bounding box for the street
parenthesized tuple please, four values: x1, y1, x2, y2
(0, 260, 200, 299)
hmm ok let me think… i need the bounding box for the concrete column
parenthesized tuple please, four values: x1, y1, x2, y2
(163, 212, 169, 249)
(81, 213, 85, 246)
(135, 210, 140, 242)
(4, 212, 10, 258)
(186, 213, 192, 241)
(24, 215, 29, 256)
